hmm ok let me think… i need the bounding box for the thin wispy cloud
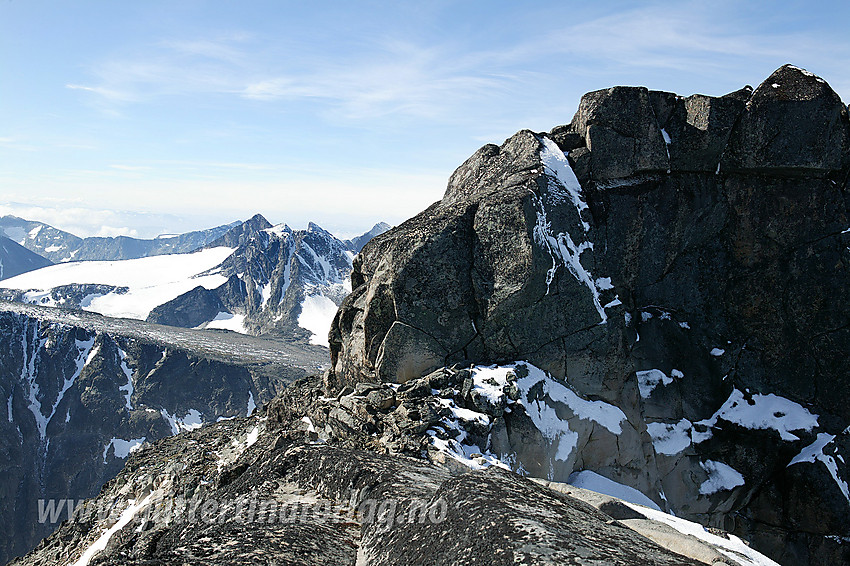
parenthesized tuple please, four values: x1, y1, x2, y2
(7, 1, 850, 239)
(67, 35, 523, 122)
(65, 3, 850, 124)
(109, 164, 151, 171)
(513, 3, 850, 94)
(66, 83, 139, 102)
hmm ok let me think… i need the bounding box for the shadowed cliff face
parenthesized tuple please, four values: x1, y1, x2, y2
(0, 303, 327, 565)
(328, 65, 850, 565)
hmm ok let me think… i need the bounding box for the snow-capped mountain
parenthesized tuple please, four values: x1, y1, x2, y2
(156, 214, 387, 345)
(0, 215, 390, 346)
(0, 236, 52, 280)
(0, 215, 239, 263)
(0, 246, 235, 318)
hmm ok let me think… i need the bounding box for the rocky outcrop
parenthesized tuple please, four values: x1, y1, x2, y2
(12, 380, 780, 566)
(329, 65, 850, 565)
(0, 301, 327, 565)
(721, 65, 850, 174)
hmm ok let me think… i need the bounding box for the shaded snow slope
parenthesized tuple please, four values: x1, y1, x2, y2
(0, 236, 52, 281)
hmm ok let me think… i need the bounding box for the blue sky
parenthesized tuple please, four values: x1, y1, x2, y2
(2, 1, 849, 239)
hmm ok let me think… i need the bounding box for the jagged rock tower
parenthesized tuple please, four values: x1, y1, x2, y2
(328, 65, 850, 565)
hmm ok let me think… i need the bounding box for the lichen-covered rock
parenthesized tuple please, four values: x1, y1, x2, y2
(570, 86, 670, 180)
(328, 65, 850, 566)
(721, 64, 850, 174)
(13, 394, 769, 566)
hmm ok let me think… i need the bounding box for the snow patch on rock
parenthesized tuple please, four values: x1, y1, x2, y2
(102, 437, 145, 463)
(534, 137, 607, 323)
(647, 419, 694, 455)
(621, 501, 781, 566)
(788, 433, 850, 505)
(298, 293, 338, 347)
(699, 460, 745, 495)
(515, 363, 626, 435)
(117, 346, 134, 411)
(70, 492, 155, 566)
(204, 311, 247, 333)
(697, 388, 819, 442)
(246, 391, 256, 417)
(636, 369, 676, 398)
(568, 470, 662, 511)
(160, 408, 204, 435)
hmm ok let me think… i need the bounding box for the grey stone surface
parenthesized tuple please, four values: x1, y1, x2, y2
(721, 64, 850, 174)
(328, 66, 850, 566)
(11, 395, 707, 566)
(571, 86, 670, 180)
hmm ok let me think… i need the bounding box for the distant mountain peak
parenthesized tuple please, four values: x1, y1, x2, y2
(0, 236, 52, 280)
(344, 222, 392, 253)
(245, 213, 273, 229)
(306, 221, 332, 236)
(0, 216, 241, 263)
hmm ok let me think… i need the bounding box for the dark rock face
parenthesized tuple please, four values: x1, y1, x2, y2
(329, 65, 850, 565)
(649, 91, 744, 173)
(572, 86, 669, 180)
(721, 65, 850, 174)
(146, 286, 225, 328)
(0, 302, 327, 565)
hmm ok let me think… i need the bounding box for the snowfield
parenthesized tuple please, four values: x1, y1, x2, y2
(0, 247, 235, 320)
(201, 311, 247, 333)
(298, 292, 340, 347)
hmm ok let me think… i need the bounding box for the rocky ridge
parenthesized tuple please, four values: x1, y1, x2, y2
(327, 64, 850, 565)
(0, 300, 327, 565)
(0, 215, 240, 264)
(11, 376, 777, 566)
